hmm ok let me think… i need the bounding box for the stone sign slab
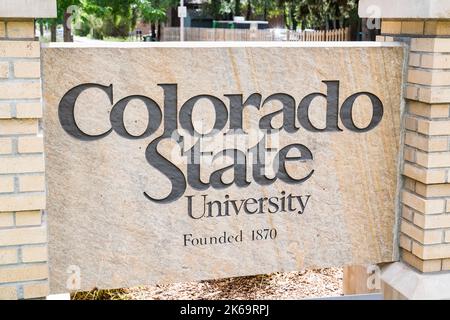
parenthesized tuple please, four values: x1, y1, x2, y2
(42, 42, 404, 293)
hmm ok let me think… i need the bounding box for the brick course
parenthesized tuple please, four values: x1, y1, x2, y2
(0, 18, 48, 299)
(383, 18, 450, 272)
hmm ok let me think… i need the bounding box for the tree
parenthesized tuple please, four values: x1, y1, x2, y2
(67, 0, 178, 40)
(246, 0, 252, 20)
(37, 20, 45, 37)
(274, 0, 358, 31)
(235, 0, 242, 17)
(35, 18, 54, 40)
(207, 0, 223, 20)
(57, 0, 81, 41)
(139, 0, 177, 40)
(45, 0, 360, 41)
(276, 0, 298, 30)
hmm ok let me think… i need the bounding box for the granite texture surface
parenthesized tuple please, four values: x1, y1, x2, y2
(42, 44, 404, 293)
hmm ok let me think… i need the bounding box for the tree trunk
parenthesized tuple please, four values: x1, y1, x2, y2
(354, 18, 361, 41)
(50, 23, 57, 42)
(292, 19, 298, 31)
(361, 18, 370, 41)
(283, 7, 289, 29)
(63, 12, 73, 42)
(235, 0, 241, 17)
(211, 0, 221, 20)
(290, 3, 297, 31)
(157, 22, 161, 41)
(151, 23, 156, 39)
(39, 21, 44, 37)
(263, 1, 268, 21)
(246, 1, 252, 21)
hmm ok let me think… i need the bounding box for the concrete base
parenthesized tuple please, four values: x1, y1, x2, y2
(46, 293, 71, 300)
(382, 262, 450, 300)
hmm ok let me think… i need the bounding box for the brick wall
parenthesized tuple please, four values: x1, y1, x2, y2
(379, 20, 450, 272)
(0, 19, 49, 299)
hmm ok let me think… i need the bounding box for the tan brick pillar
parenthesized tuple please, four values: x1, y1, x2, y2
(360, 0, 450, 299)
(0, 1, 56, 300)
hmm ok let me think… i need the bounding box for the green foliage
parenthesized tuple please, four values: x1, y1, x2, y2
(57, 0, 81, 23)
(74, 0, 139, 38)
(46, 0, 178, 40)
(138, 0, 178, 23)
(202, 0, 357, 30)
(39, 0, 359, 41)
(292, 0, 359, 30)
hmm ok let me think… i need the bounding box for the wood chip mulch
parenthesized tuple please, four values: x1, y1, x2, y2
(108, 267, 343, 300)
